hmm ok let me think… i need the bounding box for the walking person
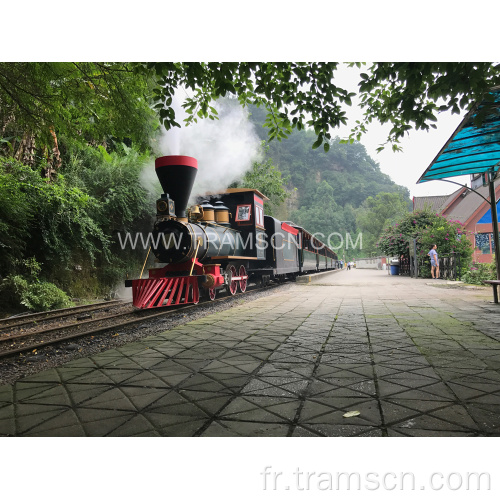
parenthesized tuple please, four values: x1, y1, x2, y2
(427, 244, 440, 279)
(347, 261, 351, 270)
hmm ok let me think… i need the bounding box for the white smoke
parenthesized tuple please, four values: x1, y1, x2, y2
(138, 158, 159, 197)
(158, 92, 262, 203)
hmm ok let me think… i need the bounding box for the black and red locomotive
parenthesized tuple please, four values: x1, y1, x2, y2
(126, 155, 338, 308)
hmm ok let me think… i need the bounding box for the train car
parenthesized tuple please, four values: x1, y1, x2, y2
(264, 217, 300, 280)
(126, 155, 339, 309)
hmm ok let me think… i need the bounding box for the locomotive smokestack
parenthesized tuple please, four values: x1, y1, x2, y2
(155, 155, 198, 221)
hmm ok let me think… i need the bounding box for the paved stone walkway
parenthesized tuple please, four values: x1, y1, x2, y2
(1, 269, 500, 436)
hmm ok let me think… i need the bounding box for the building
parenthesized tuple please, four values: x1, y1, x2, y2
(413, 179, 500, 264)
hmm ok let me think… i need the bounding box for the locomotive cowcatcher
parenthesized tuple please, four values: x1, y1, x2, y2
(125, 155, 338, 309)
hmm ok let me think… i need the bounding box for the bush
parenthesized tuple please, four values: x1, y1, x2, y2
(0, 274, 72, 312)
(462, 262, 496, 285)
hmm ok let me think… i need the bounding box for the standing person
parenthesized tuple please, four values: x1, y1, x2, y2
(427, 244, 439, 279)
(347, 261, 351, 270)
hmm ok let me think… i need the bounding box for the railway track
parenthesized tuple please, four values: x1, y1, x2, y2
(0, 299, 124, 331)
(0, 284, 280, 360)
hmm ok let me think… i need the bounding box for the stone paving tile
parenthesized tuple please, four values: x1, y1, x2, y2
(464, 403, 500, 433)
(297, 423, 384, 437)
(22, 408, 83, 436)
(3, 270, 500, 436)
(199, 420, 290, 437)
(15, 405, 69, 435)
(218, 395, 301, 423)
(387, 429, 477, 437)
(299, 397, 381, 426)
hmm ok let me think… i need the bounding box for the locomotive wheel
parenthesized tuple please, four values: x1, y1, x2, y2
(239, 265, 247, 293)
(226, 264, 238, 296)
(208, 287, 216, 300)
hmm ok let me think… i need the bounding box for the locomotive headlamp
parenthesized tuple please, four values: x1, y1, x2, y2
(157, 200, 168, 212)
(156, 195, 176, 217)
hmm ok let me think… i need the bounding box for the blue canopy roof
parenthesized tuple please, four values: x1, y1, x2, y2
(418, 87, 500, 183)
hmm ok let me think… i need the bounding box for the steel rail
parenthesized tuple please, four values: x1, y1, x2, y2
(0, 305, 147, 344)
(0, 300, 125, 330)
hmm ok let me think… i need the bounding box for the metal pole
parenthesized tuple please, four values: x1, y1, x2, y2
(488, 175, 500, 280)
(189, 238, 202, 276)
(139, 247, 151, 279)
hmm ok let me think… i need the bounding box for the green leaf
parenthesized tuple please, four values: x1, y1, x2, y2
(312, 136, 323, 150)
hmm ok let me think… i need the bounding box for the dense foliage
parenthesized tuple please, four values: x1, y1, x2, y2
(139, 62, 500, 151)
(0, 147, 156, 311)
(0, 62, 158, 157)
(0, 157, 109, 276)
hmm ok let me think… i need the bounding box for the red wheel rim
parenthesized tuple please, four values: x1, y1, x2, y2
(227, 265, 238, 295)
(239, 265, 247, 292)
(209, 288, 216, 300)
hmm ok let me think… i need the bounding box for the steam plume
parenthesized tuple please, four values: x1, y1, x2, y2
(158, 93, 262, 202)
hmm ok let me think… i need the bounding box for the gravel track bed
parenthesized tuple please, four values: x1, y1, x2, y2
(0, 284, 291, 386)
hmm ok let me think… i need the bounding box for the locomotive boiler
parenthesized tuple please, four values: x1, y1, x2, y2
(126, 155, 339, 309)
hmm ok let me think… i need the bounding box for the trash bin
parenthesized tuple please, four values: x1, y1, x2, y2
(390, 258, 399, 276)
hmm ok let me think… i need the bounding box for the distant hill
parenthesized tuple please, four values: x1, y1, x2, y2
(248, 104, 410, 211)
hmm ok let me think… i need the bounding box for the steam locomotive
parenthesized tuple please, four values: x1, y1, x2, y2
(125, 155, 339, 309)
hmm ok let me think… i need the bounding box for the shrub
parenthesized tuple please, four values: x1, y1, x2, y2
(0, 146, 156, 301)
(0, 274, 72, 312)
(462, 262, 496, 285)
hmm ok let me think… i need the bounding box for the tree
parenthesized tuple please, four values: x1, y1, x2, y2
(236, 142, 291, 215)
(140, 62, 500, 152)
(0, 62, 158, 168)
(356, 192, 411, 253)
(293, 181, 343, 237)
